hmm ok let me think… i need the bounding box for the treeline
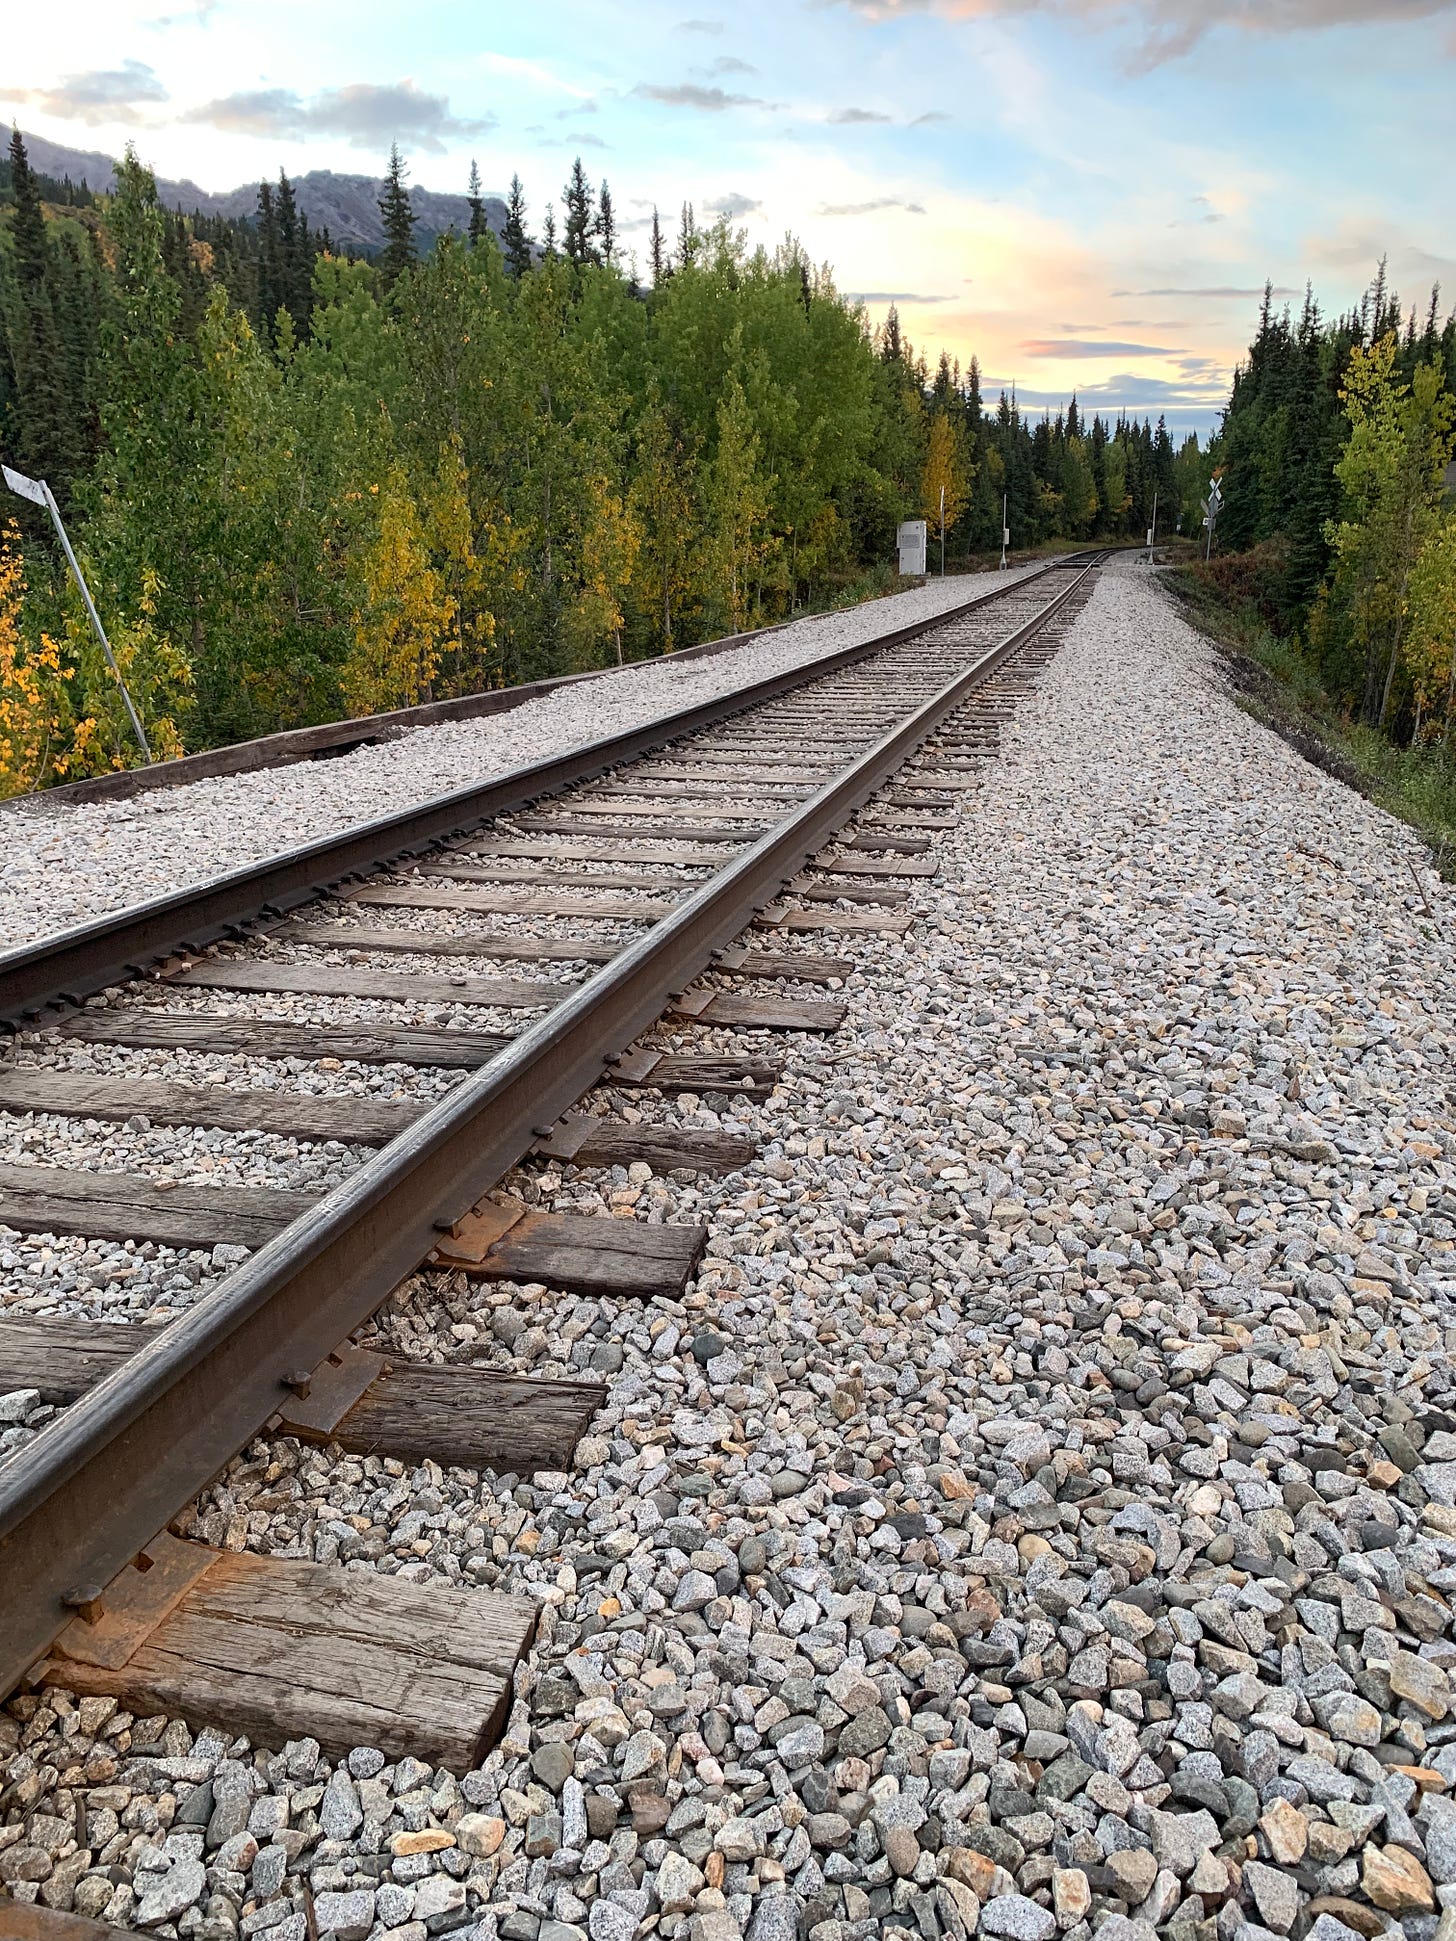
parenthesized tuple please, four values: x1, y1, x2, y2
(2, 130, 1192, 792)
(1205, 269, 1456, 738)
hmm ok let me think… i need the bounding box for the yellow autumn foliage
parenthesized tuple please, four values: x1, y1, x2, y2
(0, 522, 139, 795)
(342, 470, 457, 715)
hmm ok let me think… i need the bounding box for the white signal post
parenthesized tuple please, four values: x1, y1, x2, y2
(938, 484, 946, 577)
(1147, 488, 1158, 564)
(2, 464, 152, 763)
(1000, 492, 1009, 571)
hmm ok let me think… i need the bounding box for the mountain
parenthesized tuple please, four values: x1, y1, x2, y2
(19, 131, 508, 251)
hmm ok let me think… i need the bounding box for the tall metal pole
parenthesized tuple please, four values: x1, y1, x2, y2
(1148, 488, 1158, 564)
(999, 492, 1008, 571)
(3, 467, 151, 761)
(939, 484, 946, 577)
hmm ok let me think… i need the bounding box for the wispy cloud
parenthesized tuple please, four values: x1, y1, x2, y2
(1115, 285, 1301, 298)
(828, 105, 894, 122)
(185, 79, 492, 153)
(1022, 335, 1175, 355)
(846, 289, 955, 301)
(817, 196, 926, 215)
(3, 59, 169, 126)
(676, 16, 725, 28)
(910, 109, 952, 123)
(632, 81, 771, 109)
(706, 191, 763, 216)
(830, 0, 1456, 69)
(705, 55, 759, 73)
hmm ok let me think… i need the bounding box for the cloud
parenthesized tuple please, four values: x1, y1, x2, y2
(910, 109, 952, 123)
(676, 16, 725, 28)
(816, 196, 926, 215)
(184, 79, 492, 153)
(984, 369, 1230, 410)
(1022, 336, 1176, 355)
(1115, 285, 1301, 298)
(829, 0, 1456, 68)
(828, 105, 894, 122)
(4, 59, 169, 127)
(632, 81, 770, 109)
(707, 56, 758, 73)
(706, 191, 763, 216)
(846, 290, 954, 302)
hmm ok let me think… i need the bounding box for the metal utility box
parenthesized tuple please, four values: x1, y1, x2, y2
(898, 520, 927, 576)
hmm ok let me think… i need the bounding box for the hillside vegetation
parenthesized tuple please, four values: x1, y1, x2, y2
(2, 135, 1205, 792)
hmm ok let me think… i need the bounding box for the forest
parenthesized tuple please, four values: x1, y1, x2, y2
(1199, 269, 1456, 745)
(0, 131, 1195, 792)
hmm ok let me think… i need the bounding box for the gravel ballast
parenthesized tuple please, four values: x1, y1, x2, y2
(0, 570, 1046, 950)
(7, 558, 1456, 1941)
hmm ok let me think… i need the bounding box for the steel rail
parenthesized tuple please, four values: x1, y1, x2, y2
(0, 557, 1093, 1031)
(0, 557, 1100, 1695)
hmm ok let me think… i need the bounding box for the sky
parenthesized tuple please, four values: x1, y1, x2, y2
(6, 0, 1455, 440)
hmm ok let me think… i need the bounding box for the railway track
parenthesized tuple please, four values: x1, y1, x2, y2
(0, 553, 1104, 1777)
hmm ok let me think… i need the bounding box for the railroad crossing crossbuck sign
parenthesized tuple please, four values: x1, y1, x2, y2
(1201, 475, 1223, 559)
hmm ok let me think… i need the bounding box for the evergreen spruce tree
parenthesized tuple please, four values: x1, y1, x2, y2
(377, 144, 417, 291)
(502, 174, 532, 277)
(649, 208, 668, 286)
(467, 160, 487, 244)
(676, 201, 698, 268)
(9, 129, 48, 291)
(541, 202, 558, 259)
(255, 178, 281, 342)
(2, 128, 82, 502)
(274, 170, 312, 337)
(562, 157, 595, 265)
(596, 180, 616, 264)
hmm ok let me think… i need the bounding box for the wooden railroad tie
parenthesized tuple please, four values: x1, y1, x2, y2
(0, 1161, 317, 1251)
(0, 1318, 603, 1477)
(510, 815, 763, 845)
(431, 1196, 707, 1300)
(0, 1070, 419, 1146)
(33, 1530, 535, 1770)
(0, 1078, 766, 1170)
(59, 1013, 512, 1069)
(274, 919, 620, 963)
(170, 959, 570, 1008)
(350, 883, 676, 921)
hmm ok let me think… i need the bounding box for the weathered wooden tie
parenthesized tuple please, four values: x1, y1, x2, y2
(461, 838, 723, 866)
(534, 1114, 756, 1175)
(510, 816, 761, 845)
(671, 989, 846, 1030)
(351, 884, 673, 921)
(432, 1196, 707, 1298)
(0, 1319, 603, 1476)
(172, 959, 569, 1008)
(610, 1049, 779, 1096)
(39, 1532, 536, 1768)
(59, 1013, 510, 1069)
(275, 920, 619, 964)
(0, 1162, 315, 1250)
(0, 1070, 419, 1146)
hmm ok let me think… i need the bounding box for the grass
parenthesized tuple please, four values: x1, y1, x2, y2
(1165, 565, 1456, 875)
